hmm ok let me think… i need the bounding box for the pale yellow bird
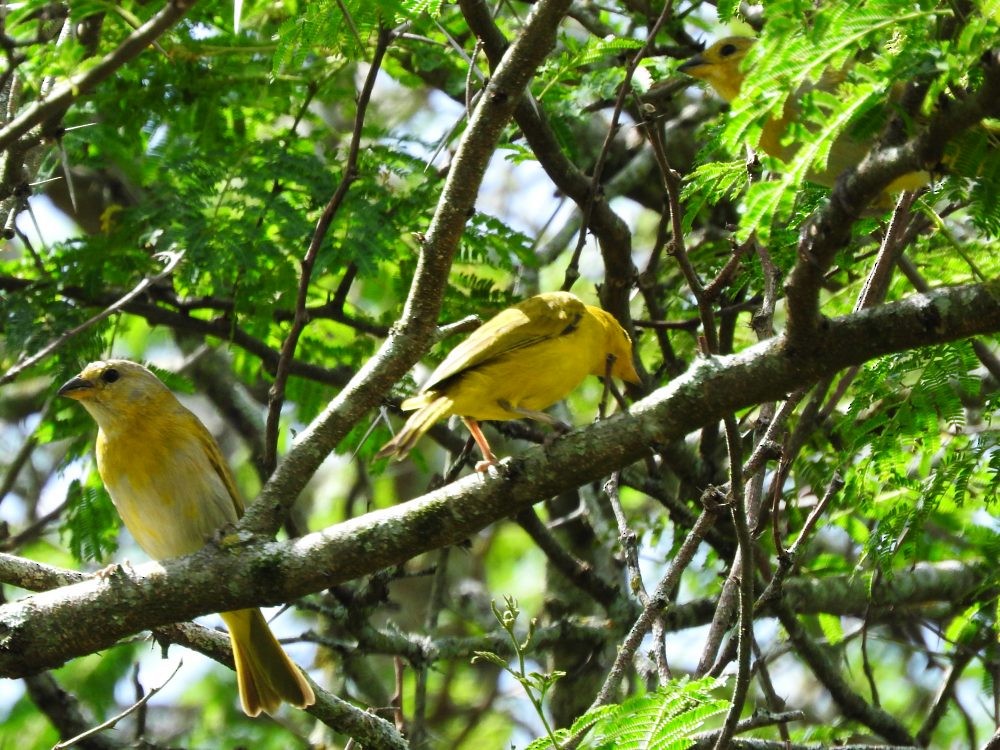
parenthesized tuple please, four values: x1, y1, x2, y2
(375, 291, 640, 470)
(679, 36, 931, 195)
(59, 360, 315, 717)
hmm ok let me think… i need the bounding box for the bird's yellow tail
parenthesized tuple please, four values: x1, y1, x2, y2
(375, 395, 454, 460)
(221, 609, 315, 717)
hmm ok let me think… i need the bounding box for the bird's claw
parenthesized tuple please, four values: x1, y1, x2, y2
(542, 420, 572, 448)
(475, 458, 505, 478)
(95, 560, 133, 581)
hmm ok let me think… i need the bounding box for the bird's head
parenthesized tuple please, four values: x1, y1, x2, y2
(59, 359, 173, 433)
(678, 36, 756, 102)
(589, 309, 641, 385)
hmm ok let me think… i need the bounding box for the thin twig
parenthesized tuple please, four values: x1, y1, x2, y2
(772, 596, 915, 745)
(253, 78, 325, 232)
(693, 709, 806, 745)
(916, 625, 990, 747)
(713, 415, 752, 750)
(333, 0, 363, 48)
(701, 242, 749, 301)
(854, 192, 917, 313)
(699, 570, 741, 678)
(1, 250, 184, 386)
(638, 69, 718, 355)
(749, 639, 792, 743)
(0, 0, 200, 151)
(604, 471, 646, 605)
(0, 404, 45, 507)
(130, 662, 147, 742)
(757, 473, 844, 609)
(263, 27, 392, 474)
(516, 507, 622, 610)
(636, 216, 681, 373)
(52, 660, 183, 749)
(561, 0, 675, 289)
(586, 505, 720, 710)
(0, 500, 67, 552)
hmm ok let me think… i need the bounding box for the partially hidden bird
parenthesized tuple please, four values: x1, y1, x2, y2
(59, 359, 315, 717)
(679, 36, 932, 195)
(375, 291, 641, 470)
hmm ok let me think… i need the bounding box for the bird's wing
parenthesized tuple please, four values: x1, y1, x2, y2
(193, 416, 246, 517)
(421, 293, 587, 391)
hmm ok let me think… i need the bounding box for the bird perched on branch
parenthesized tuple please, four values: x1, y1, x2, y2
(679, 35, 932, 195)
(375, 291, 641, 471)
(59, 360, 315, 718)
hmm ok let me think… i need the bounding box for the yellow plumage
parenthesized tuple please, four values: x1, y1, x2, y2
(679, 36, 931, 195)
(59, 360, 315, 717)
(376, 291, 641, 469)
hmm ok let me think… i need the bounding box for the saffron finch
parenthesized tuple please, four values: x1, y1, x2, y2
(375, 291, 640, 470)
(679, 36, 931, 195)
(59, 360, 315, 717)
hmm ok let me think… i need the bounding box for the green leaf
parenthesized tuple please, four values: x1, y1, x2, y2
(549, 677, 729, 749)
(817, 613, 844, 645)
(61, 478, 119, 563)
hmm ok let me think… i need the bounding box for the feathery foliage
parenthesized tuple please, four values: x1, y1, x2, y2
(2, 0, 1000, 746)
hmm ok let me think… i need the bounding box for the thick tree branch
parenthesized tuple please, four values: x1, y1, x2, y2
(5, 552, 983, 657)
(4, 282, 997, 676)
(0, 554, 407, 748)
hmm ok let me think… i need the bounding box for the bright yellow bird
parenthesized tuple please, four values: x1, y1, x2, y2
(59, 360, 315, 718)
(679, 36, 930, 194)
(375, 291, 641, 470)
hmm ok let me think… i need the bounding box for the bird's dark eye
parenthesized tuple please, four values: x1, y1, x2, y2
(101, 368, 120, 383)
(720, 43, 737, 57)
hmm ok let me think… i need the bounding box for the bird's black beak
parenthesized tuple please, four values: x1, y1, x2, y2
(58, 376, 94, 399)
(678, 54, 705, 74)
